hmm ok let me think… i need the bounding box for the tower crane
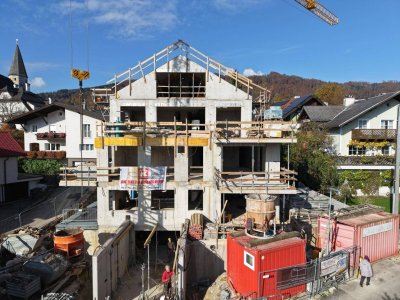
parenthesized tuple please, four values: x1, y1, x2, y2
(295, 0, 339, 25)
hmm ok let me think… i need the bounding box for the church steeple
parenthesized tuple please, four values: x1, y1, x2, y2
(9, 39, 28, 89)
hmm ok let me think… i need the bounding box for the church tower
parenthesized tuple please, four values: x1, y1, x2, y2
(8, 40, 29, 91)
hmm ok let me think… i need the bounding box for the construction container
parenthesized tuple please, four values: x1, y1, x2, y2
(54, 227, 85, 259)
(227, 232, 306, 299)
(318, 212, 399, 263)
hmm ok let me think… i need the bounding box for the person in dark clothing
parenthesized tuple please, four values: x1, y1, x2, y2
(359, 255, 373, 287)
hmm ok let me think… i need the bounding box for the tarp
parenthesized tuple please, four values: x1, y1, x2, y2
(119, 166, 167, 190)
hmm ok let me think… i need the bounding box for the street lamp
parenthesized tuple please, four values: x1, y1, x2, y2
(326, 187, 340, 255)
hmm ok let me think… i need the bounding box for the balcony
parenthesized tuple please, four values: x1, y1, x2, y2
(27, 151, 66, 159)
(337, 156, 395, 166)
(94, 121, 297, 149)
(214, 168, 297, 194)
(351, 129, 396, 140)
(36, 132, 66, 140)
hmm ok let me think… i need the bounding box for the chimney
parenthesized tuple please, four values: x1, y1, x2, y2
(48, 97, 52, 104)
(25, 82, 30, 92)
(343, 96, 355, 107)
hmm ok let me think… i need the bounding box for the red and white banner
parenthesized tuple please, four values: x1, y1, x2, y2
(119, 166, 167, 190)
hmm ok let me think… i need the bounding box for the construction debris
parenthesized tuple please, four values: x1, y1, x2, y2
(6, 272, 41, 299)
(23, 253, 69, 287)
(42, 292, 76, 300)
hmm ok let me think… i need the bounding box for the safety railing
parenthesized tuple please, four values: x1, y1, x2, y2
(97, 121, 211, 138)
(214, 120, 297, 140)
(95, 120, 297, 142)
(59, 165, 203, 186)
(92, 40, 270, 103)
(214, 168, 297, 192)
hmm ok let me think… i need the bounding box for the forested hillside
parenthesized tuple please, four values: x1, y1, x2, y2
(39, 72, 400, 106)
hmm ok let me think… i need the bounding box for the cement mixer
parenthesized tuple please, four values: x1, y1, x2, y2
(245, 194, 277, 237)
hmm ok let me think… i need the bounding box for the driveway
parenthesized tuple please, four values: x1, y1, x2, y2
(327, 256, 400, 300)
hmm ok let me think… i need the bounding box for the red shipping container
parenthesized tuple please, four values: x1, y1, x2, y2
(227, 234, 306, 299)
(318, 212, 399, 263)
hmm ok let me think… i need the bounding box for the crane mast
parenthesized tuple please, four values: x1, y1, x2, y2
(295, 0, 339, 25)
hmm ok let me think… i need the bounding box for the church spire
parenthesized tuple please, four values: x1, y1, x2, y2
(9, 39, 28, 89)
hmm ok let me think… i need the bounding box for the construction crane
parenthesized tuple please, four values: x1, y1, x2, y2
(295, 0, 339, 25)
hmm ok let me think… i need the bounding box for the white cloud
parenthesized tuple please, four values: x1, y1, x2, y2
(59, 0, 178, 39)
(30, 77, 46, 88)
(243, 68, 263, 76)
(26, 62, 62, 72)
(213, 0, 265, 13)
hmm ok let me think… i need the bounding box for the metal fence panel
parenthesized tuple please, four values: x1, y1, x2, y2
(276, 261, 317, 290)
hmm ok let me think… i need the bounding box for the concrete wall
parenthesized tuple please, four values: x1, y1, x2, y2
(0, 157, 19, 184)
(178, 238, 227, 298)
(92, 221, 135, 300)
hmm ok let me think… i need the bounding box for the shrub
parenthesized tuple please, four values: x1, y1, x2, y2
(19, 158, 62, 175)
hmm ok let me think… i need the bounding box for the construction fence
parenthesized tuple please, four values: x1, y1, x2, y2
(262, 246, 361, 299)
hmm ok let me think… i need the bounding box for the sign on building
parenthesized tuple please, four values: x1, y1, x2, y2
(119, 166, 167, 190)
(362, 222, 393, 238)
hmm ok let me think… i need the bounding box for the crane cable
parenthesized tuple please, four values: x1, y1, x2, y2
(68, 0, 90, 72)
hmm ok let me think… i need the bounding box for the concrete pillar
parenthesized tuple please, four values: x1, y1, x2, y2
(264, 144, 281, 181)
(175, 184, 187, 221)
(241, 100, 253, 137)
(175, 153, 188, 182)
(146, 101, 157, 122)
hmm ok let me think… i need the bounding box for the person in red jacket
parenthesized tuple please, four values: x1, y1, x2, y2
(162, 265, 175, 298)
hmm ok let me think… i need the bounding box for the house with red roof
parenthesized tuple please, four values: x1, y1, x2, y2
(0, 132, 42, 203)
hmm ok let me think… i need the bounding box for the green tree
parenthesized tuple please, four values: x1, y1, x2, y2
(288, 122, 338, 192)
(315, 83, 346, 105)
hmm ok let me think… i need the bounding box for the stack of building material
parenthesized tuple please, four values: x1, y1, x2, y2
(42, 292, 76, 300)
(188, 213, 203, 241)
(6, 273, 41, 299)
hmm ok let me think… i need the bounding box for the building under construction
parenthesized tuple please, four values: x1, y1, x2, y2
(60, 40, 298, 298)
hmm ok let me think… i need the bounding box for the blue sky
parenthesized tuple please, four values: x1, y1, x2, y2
(1, 0, 400, 93)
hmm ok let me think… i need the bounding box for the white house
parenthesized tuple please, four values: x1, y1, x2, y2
(7, 102, 105, 166)
(0, 43, 46, 122)
(300, 92, 400, 170)
(0, 132, 42, 203)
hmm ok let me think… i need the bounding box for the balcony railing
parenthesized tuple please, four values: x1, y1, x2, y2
(36, 132, 66, 140)
(214, 168, 297, 192)
(352, 129, 396, 140)
(94, 120, 297, 146)
(59, 165, 203, 186)
(27, 151, 66, 159)
(337, 156, 395, 166)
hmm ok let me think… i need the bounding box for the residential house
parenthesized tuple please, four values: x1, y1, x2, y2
(0, 132, 42, 203)
(0, 43, 46, 122)
(7, 102, 105, 166)
(275, 95, 325, 121)
(299, 93, 400, 195)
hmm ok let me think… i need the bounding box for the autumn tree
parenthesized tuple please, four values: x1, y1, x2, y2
(314, 83, 346, 105)
(288, 122, 338, 192)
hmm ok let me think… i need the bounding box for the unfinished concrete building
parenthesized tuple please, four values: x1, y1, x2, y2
(61, 40, 297, 231)
(59, 40, 298, 298)
(91, 40, 297, 230)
